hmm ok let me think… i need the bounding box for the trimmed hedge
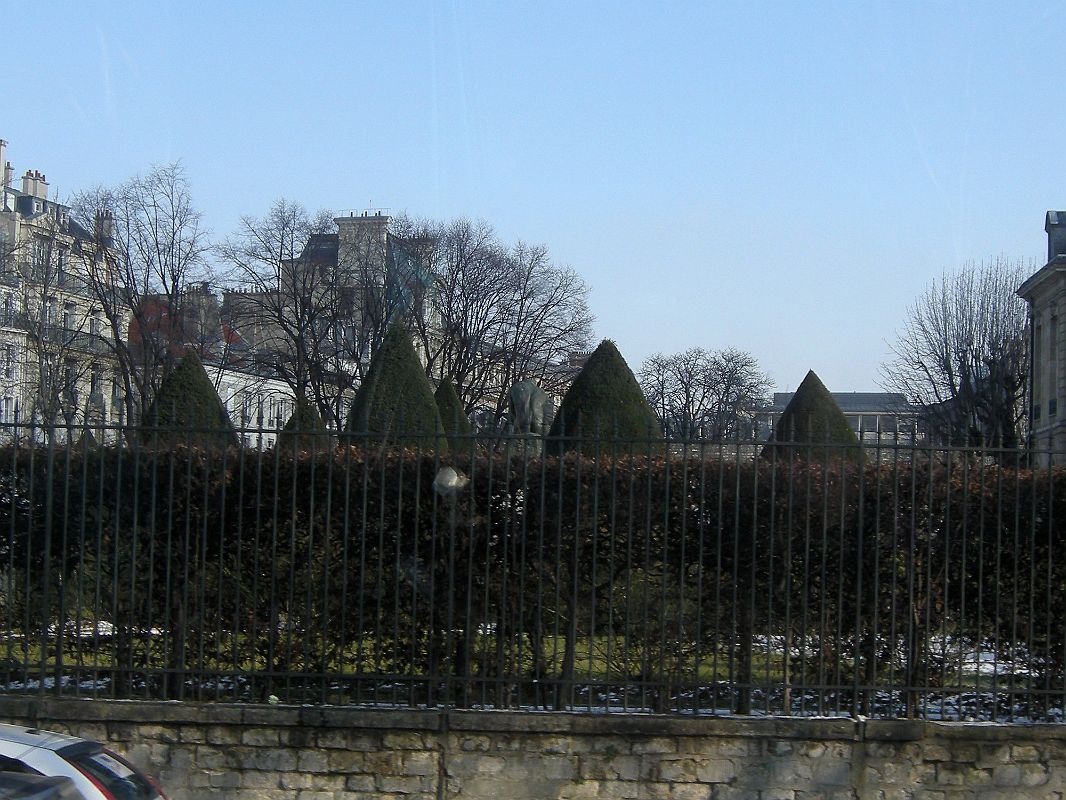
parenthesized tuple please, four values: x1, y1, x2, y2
(346, 322, 445, 453)
(764, 369, 859, 461)
(548, 339, 661, 451)
(434, 377, 471, 452)
(140, 350, 238, 450)
(277, 398, 330, 453)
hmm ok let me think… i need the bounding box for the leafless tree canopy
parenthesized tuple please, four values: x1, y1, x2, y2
(881, 258, 1029, 448)
(216, 200, 353, 423)
(639, 347, 771, 440)
(394, 216, 595, 425)
(71, 162, 210, 425)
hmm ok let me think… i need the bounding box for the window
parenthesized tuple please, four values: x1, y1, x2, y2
(90, 364, 102, 394)
(42, 296, 56, 327)
(3, 345, 15, 381)
(89, 311, 102, 337)
(32, 238, 47, 269)
(63, 302, 75, 331)
(0, 397, 14, 425)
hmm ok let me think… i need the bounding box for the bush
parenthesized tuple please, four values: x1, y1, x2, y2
(763, 369, 859, 461)
(277, 398, 331, 453)
(140, 350, 238, 450)
(345, 322, 446, 453)
(547, 339, 661, 452)
(434, 378, 471, 453)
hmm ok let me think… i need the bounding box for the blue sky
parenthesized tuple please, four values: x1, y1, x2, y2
(4, 1, 1060, 391)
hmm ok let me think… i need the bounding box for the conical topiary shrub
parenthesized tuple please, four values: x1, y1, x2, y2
(547, 339, 662, 453)
(434, 378, 471, 453)
(141, 350, 239, 450)
(277, 397, 331, 453)
(762, 369, 860, 462)
(345, 322, 446, 453)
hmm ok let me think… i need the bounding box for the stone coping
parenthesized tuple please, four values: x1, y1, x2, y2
(1, 697, 1063, 744)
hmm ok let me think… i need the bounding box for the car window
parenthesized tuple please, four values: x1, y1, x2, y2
(0, 757, 38, 775)
(63, 750, 156, 800)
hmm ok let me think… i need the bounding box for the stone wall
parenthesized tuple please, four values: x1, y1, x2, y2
(0, 697, 1063, 799)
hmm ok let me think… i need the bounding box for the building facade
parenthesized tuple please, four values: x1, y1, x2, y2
(0, 139, 123, 438)
(1017, 212, 1066, 461)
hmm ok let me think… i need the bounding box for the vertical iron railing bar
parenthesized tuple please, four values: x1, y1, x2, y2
(957, 445, 974, 714)
(938, 447, 953, 721)
(231, 435, 247, 700)
(461, 445, 479, 709)
(179, 427, 196, 701)
(284, 429, 301, 701)
(887, 436, 901, 715)
(586, 436, 601, 710)
(158, 435, 177, 699)
(1047, 452, 1059, 718)
(249, 432, 265, 697)
(569, 431, 586, 712)
(354, 435, 371, 705)
(639, 433, 655, 712)
(692, 437, 708, 716)
(796, 444, 812, 716)
(266, 433, 283, 702)
(816, 441, 831, 716)
(852, 437, 866, 718)
(972, 446, 987, 717)
(904, 442, 919, 718)
(195, 442, 212, 699)
(3, 416, 21, 690)
(1009, 458, 1022, 720)
(299, 430, 317, 702)
(479, 436, 497, 707)
(37, 428, 56, 698)
(22, 424, 36, 691)
(621, 440, 636, 713)
(372, 444, 387, 695)
(53, 430, 73, 696)
(517, 438, 534, 710)
(870, 441, 883, 716)
(319, 433, 336, 703)
(390, 443, 405, 706)
(498, 444, 520, 707)
(765, 440, 780, 714)
(72, 429, 90, 695)
(675, 437, 692, 713)
(337, 439, 354, 698)
(404, 439, 423, 708)
(110, 427, 126, 699)
(603, 440, 619, 710)
(833, 440, 847, 717)
(656, 438, 672, 712)
(1025, 445, 1038, 719)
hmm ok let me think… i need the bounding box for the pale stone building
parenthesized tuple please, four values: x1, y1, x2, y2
(0, 139, 123, 439)
(1017, 211, 1066, 460)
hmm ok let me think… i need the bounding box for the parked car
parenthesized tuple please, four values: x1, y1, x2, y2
(0, 725, 166, 800)
(0, 773, 81, 799)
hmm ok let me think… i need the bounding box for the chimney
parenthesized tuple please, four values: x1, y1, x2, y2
(35, 171, 48, 200)
(0, 140, 7, 187)
(21, 170, 34, 198)
(1047, 211, 1066, 262)
(3, 162, 11, 189)
(96, 209, 114, 245)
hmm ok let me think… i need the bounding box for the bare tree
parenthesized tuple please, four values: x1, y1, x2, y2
(71, 163, 210, 427)
(400, 216, 594, 426)
(217, 200, 355, 426)
(882, 258, 1029, 448)
(639, 347, 771, 440)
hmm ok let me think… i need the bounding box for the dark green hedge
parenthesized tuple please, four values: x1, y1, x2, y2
(1, 441, 1062, 712)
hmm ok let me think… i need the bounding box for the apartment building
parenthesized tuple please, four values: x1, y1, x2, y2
(0, 140, 122, 437)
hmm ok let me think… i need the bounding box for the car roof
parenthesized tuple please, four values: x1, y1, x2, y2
(0, 725, 86, 754)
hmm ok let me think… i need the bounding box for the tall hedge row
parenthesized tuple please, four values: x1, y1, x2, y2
(2, 443, 1062, 713)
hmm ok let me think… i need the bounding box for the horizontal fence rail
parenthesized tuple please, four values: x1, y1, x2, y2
(0, 419, 1064, 720)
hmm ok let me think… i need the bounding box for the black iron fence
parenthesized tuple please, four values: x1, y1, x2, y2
(1, 420, 1065, 720)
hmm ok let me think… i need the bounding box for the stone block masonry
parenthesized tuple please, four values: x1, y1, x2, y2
(0, 697, 1065, 799)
